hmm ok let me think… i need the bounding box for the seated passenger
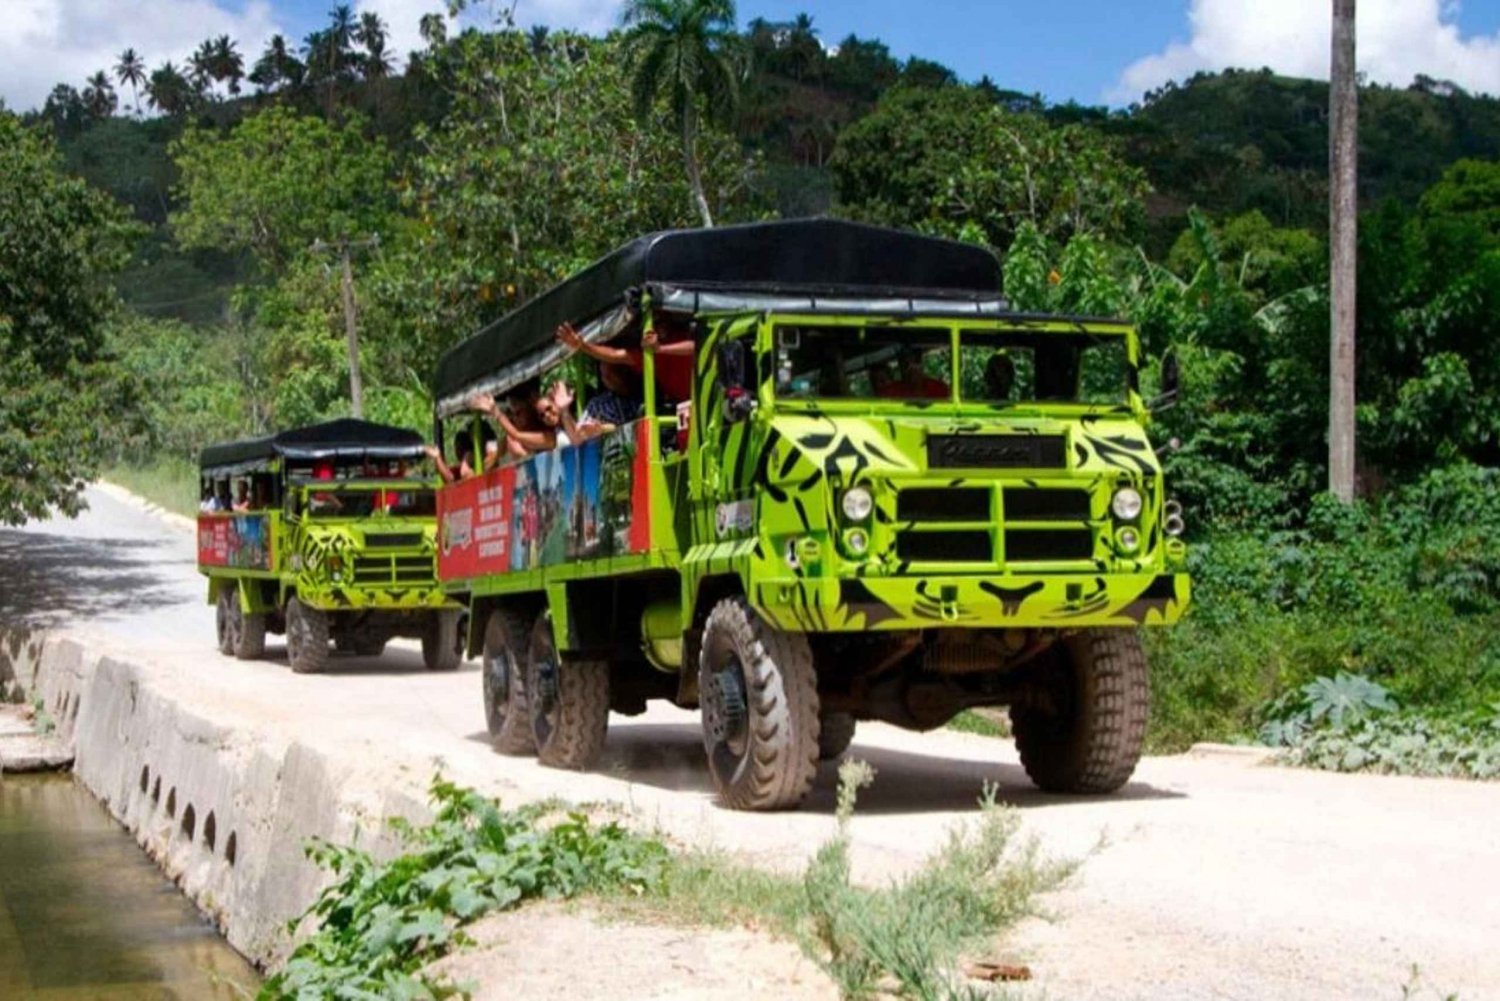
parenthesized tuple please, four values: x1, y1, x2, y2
(426, 444, 458, 485)
(469, 380, 579, 458)
(309, 461, 342, 513)
(984, 352, 1016, 401)
(556, 315, 695, 406)
(872, 347, 949, 400)
(578, 363, 644, 438)
(231, 481, 251, 512)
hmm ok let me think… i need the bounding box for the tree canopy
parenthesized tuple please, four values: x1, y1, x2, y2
(0, 112, 137, 523)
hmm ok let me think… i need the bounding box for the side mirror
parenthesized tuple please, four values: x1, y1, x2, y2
(717, 340, 756, 424)
(1152, 350, 1181, 411)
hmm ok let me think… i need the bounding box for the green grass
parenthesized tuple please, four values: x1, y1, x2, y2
(947, 710, 1010, 739)
(264, 768, 1073, 1001)
(609, 760, 1074, 1001)
(103, 457, 199, 518)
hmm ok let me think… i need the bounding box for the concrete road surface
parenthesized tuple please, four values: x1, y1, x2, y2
(2, 485, 1496, 1001)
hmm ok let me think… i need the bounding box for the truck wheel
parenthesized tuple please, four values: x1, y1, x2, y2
(1012, 629, 1149, 794)
(699, 596, 819, 811)
(217, 584, 265, 660)
(422, 611, 464, 672)
(286, 598, 330, 675)
(482, 608, 535, 755)
(215, 586, 237, 656)
(526, 613, 609, 769)
(817, 713, 857, 760)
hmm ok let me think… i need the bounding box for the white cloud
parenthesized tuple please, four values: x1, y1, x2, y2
(0, 0, 283, 112)
(516, 0, 624, 35)
(1110, 0, 1500, 105)
(354, 0, 624, 69)
(354, 0, 446, 63)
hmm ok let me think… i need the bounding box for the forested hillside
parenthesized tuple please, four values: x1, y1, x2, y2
(4, 3, 1499, 767)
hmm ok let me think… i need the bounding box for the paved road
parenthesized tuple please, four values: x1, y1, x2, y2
(3, 485, 1497, 1001)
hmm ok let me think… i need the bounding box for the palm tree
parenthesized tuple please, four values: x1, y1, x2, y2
(785, 12, 821, 81)
(528, 25, 551, 57)
(114, 48, 146, 116)
(250, 34, 303, 92)
(356, 11, 392, 79)
(210, 35, 245, 95)
(622, 0, 740, 228)
(189, 39, 216, 99)
(147, 62, 193, 115)
(82, 71, 117, 119)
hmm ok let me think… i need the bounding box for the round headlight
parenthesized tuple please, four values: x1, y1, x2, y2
(1117, 526, 1141, 553)
(1111, 487, 1143, 521)
(841, 486, 873, 522)
(844, 528, 869, 556)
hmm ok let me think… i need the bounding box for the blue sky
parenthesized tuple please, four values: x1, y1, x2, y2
(265, 0, 1500, 106)
(3, 1, 1499, 112)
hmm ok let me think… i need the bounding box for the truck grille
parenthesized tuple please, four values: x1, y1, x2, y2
(927, 434, 1066, 470)
(352, 554, 435, 586)
(1003, 488, 1090, 521)
(362, 532, 425, 549)
(896, 530, 992, 563)
(897, 488, 991, 522)
(1005, 528, 1093, 562)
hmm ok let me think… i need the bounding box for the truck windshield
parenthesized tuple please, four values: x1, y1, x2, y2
(305, 485, 436, 518)
(958, 330, 1129, 405)
(772, 325, 1129, 405)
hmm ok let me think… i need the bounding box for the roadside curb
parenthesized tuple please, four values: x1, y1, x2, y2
(94, 480, 196, 536)
(1186, 742, 1278, 764)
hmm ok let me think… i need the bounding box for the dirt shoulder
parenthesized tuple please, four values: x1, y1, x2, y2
(430, 903, 837, 1001)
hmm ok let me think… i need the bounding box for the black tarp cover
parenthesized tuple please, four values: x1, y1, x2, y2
(199, 419, 427, 473)
(431, 219, 1003, 402)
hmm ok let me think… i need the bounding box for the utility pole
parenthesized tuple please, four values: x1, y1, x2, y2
(1329, 0, 1358, 501)
(311, 235, 380, 419)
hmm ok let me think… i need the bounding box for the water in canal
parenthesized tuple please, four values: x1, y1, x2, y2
(0, 773, 260, 999)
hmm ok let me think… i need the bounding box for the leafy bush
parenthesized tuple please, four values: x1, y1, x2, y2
(1282, 711, 1500, 780)
(1255, 673, 1500, 780)
(1146, 465, 1500, 752)
(260, 777, 668, 1000)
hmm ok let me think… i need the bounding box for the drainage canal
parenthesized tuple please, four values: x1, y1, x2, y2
(0, 773, 259, 998)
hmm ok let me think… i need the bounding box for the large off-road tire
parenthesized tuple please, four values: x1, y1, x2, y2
(525, 613, 610, 770)
(216, 584, 265, 660)
(699, 596, 820, 811)
(215, 587, 236, 656)
(422, 610, 465, 671)
(817, 713, 857, 760)
(482, 608, 535, 755)
(1011, 629, 1149, 794)
(286, 598, 330, 675)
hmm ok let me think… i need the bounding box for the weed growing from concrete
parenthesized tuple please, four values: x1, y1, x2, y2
(29, 698, 55, 736)
(614, 760, 1073, 1001)
(259, 776, 668, 1000)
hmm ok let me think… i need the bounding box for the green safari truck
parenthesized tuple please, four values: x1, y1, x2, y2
(197, 419, 466, 673)
(433, 220, 1189, 810)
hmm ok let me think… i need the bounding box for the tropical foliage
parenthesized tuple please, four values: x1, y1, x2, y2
(7, 4, 1500, 766)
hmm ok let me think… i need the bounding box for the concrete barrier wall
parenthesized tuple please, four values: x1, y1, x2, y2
(0, 627, 427, 967)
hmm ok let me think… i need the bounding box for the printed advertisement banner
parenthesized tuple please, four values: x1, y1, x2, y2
(437, 420, 649, 582)
(197, 514, 273, 570)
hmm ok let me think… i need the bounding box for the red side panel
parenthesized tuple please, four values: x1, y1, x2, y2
(437, 465, 514, 582)
(197, 514, 273, 570)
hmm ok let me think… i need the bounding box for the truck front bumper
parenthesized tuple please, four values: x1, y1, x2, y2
(752, 572, 1189, 633)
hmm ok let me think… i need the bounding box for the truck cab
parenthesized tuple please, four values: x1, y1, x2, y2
(197, 418, 465, 674)
(433, 221, 1189, 810)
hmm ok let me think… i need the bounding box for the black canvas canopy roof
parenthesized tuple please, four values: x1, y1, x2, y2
(432, 219, 1003, 406)
(199, 419, 427, 473)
